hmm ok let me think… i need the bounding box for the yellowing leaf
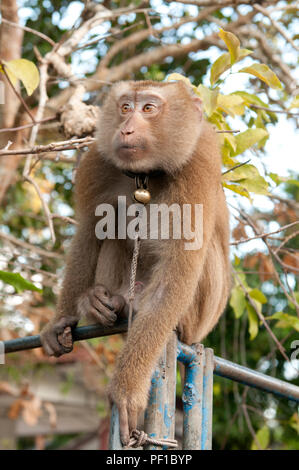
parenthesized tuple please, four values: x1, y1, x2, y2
(166, 73, 193, 88)
(3, 59, 40, 96)
(210, 48, 252, 85)
(222, 153, 237, 165)
(233, 91, 268, 108)
(247, 303, 259, 340)
(239, 63, 282, 90)
(218, 29, 240, 64)
(239, 177, 269, 195)
(197, 84, 219, 117)
(223, 164, 269, 196)
(222, 182, 251, 199)
(223, 133, 237, 153)
(289, 95, 299, 109)
(233, 128, 268, 156)
(217, 94, 245, 117)
(249, 288, 267, 304)
(210, 53, 231, 85)
(223, 164, 262, 182)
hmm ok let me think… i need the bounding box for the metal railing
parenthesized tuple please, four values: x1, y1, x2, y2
(2, 321, 299, 450)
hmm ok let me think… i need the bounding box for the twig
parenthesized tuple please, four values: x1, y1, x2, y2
(274, 230, 299, 255)
(0, 137, 95, 156)
(24, 176, 56, 243)
(230, 221, 299, 246)
(235, 206, 299, 314)
(51, 214, 78, 225)
(253, 3, 299, 52)
(241, 403, 262, 450)
(222, 159, 251, 176)
(250, 104, 299, 116)
(1, 18, 56, 46)
(233, 268, 288, 361)
(0, 116, 57, 133)
(0, 231, 63, 259)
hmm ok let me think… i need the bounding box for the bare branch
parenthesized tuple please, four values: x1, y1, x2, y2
(1, 17, 55, 46)
(0, 231, 63, 259)
(0, 137, 95, 156)
(253, 3, 299, 52)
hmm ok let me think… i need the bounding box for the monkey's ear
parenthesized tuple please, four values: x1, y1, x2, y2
(192, 96, 203, 121)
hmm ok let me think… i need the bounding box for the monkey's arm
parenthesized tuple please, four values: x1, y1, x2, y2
(108, 242, 207, 445)
(41, 215, 101, 356)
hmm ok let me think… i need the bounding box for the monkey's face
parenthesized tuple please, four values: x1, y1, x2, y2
(96, 81, 203, 174)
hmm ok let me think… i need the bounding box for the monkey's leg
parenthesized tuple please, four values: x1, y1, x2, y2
(108, 242, 208, 445)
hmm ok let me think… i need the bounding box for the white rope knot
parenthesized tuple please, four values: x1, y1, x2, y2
(125, 429, 178, 449)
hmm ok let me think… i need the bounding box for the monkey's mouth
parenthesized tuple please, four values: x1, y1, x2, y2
(117, 144, 146, 159)
(119, 144, 139, 151)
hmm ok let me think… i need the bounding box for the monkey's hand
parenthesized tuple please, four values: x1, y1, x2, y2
(108, 372, 149, 446)
(77, 284, 126, 326)
(40, 316, 78, 357)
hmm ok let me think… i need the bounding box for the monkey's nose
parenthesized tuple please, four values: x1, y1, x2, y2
(121, 129, 134, 136)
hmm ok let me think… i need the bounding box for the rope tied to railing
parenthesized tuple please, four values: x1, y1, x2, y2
(125, 429, 178, 449)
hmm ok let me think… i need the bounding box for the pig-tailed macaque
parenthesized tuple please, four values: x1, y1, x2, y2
(41, 80, 230, 444)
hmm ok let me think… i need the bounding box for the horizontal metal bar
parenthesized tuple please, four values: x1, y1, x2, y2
(3, 320, 128, 354)
(178, 342, 299, 403)
(3, 324, 299, 403)
(214, 355, 299, 403)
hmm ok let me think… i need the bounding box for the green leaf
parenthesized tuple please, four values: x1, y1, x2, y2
(218, 29, 240, 65)
(230, 286, 246, 318)
(249, 288, 267, 304)
(267, 312, 299, 332)
(237, 176, 269, 195)
(222, 164, 261, 182)
(197, 84, 219, 117)
(233, 128, 268, 156)
(233, 91, 269, 108)
(0, 270, 42, 293)
(239, 63, 282, 90)
(251, 426, 270, 450)
(3, 59, 40, 96)
(247, 303, 259, 340)
(222, 164, 269, 195)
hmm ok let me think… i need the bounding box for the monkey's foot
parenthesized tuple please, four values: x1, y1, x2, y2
(78, 284, 126, 326)
(41, 316, 78, 357)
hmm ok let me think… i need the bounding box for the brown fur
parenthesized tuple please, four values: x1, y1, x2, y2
(40, 80, 230, 444)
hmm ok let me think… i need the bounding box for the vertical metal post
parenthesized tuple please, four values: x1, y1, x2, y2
(163, 332, 177, 442)
(181, 343, 205, 450)
(201, 348, 214, 450)
(109, 404, 122, 450)
(144, 346, 167, 449)
(144, 333, 177, 449)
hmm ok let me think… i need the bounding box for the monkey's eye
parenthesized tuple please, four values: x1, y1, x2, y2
(121, 103, 132, 114)
(143, 104, 155, 113)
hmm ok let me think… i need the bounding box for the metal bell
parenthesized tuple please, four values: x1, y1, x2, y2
(133, 188, 151, 204)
